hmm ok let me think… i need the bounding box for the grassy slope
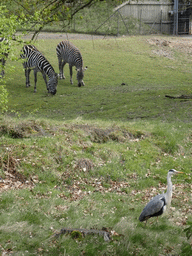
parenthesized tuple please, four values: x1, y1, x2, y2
(0, 35, 192, 255)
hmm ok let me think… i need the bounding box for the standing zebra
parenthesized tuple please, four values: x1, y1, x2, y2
(56, 40, 87, 87)
(0, 38, 9, 78)
(21, 45, 57, 95)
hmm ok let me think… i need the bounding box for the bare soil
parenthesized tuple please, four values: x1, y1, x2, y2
(147, 36, 192, 58)
(22, 32, 115, 41)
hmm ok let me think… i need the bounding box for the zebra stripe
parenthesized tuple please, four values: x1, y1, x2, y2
(0, 38, 9, 78)
(56, 40, 87, 87)
(21, 45, 57, 95)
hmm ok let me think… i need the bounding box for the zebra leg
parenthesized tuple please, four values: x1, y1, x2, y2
(0, 53, 8, 78)
(69, 65, 73, 84)
(34, 69, 38, 93)
(0, 58, 5, 78)
(0, 70, 5, 78)
(25, 68, 31, 87)
(41, 71, 48, 91)
(0, 66, 5, 78)
(58, 59, 66, 79)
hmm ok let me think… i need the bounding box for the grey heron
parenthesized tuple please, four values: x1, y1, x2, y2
(139, 169, 183, 223)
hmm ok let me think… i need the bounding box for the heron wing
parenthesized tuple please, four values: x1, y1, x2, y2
(139, 194, 165, 221)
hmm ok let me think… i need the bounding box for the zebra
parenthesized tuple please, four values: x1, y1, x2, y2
(0, 38, 9, 78)
(56, 40, 87, 87)
(21, 45, 58, 95)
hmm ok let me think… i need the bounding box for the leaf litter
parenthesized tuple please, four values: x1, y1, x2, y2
(0, 153, 34, 192)
(0, 121, 191, 231)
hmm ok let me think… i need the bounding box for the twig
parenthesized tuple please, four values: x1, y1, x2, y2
(165, 94, 192, 99)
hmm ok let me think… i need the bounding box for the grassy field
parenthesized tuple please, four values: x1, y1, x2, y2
(4, 36, 192, 122)
(0, 35, 192, 255)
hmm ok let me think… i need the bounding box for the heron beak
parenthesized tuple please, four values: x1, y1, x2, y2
(177, 171, 184, 174)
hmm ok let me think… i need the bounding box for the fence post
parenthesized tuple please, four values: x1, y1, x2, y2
(117, 12, 119, 36)
(160, 9, 162, 33)
(173, 0, 178, 35)
(139, 9, 142, 34)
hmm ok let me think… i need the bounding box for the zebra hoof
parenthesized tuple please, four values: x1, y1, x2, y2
(78, 81, 85, 87)
(58, 74, 65, 79)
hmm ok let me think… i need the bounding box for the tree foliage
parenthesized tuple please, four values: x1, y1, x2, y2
(2, 0, 122, 40)
(2, 0, 97, 40)
(0, 5, 23, 113)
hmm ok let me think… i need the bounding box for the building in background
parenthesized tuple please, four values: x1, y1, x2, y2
(115, 0, 192, 35)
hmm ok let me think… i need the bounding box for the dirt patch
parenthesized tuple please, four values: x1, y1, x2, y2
(0, 155, 34, 192)
(0, 171, 34, 192)
(0, 150, 34, 192)
(57, 174, 131, 202)
(70, 124, 145, 143)
(0, 121, 52, 138)
(22, 32, 115, 41)
(147, 37, 192, 58)
(74, 158, 94, 172)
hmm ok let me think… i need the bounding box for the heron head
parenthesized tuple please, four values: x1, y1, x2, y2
(168, 169, 184, 175)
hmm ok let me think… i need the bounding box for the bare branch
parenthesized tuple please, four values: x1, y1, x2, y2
(29, 0, 96, 41)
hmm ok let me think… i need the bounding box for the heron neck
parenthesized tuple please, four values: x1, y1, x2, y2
(165, 174, 172, 206)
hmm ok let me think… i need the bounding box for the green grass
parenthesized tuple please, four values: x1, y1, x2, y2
(4, 36, 192, 122)
(0, 35, 192, 255)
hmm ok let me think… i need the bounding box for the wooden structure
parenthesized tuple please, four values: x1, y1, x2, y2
(115, 0, 192, 35)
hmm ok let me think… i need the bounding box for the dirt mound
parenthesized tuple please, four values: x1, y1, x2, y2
(0, 154, 34, 192)
(147, 37, 192, 58)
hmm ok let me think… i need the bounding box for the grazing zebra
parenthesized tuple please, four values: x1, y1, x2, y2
(0, 38, 9, 78)
(56, 40, 87, 87)
(21, 45, 57, 95)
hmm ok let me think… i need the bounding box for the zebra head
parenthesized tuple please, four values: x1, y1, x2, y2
(76, 66, 88, 87)
(47, 73, 58, 95)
